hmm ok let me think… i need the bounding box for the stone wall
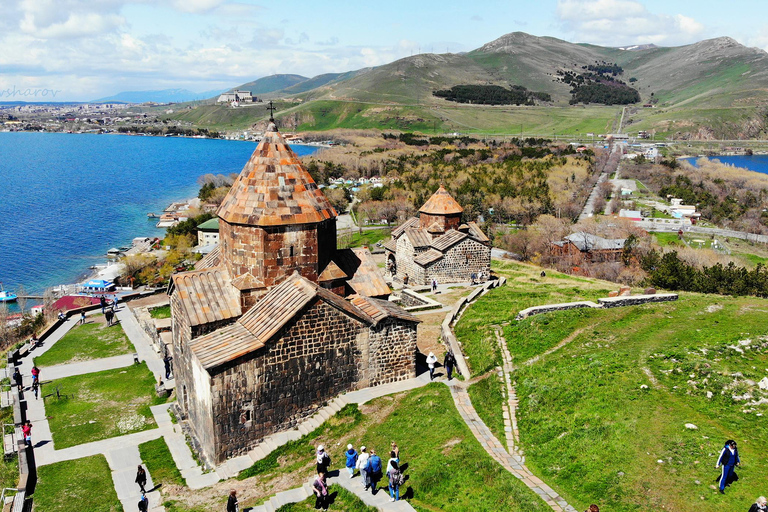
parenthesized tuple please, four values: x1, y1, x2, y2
(515, 293, 679, 320)
(366, 318, 417, 388)
(208, 300, 367, 463)
(219, 218, 336, 287)
(422, 238, 491, 285)
(419, 212, 460, 231)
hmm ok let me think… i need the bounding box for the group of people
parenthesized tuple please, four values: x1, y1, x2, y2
(13, 365, 41, 399)
(310, 441, 406, 510)
(426, 350, 457, 381)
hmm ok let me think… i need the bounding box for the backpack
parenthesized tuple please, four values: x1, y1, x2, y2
(390, 468, 405, 486)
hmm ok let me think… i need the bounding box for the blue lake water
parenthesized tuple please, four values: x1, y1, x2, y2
(0, 132, 318, 300)
(683, 155, 768, 175)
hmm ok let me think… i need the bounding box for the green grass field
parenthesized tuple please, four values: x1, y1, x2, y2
(33, 455, 122, 512)
(44, 363, 166, 448)
(139, 437, 184, 488)
(337, 228, 391, 249)
(467, 374, 506, 443)
(235, 385, 549, 512)
(34, 321, 133, 367)
(150, 305, 171, 319)
(454, 261, 768, 511)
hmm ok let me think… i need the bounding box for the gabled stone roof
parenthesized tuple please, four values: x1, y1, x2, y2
(318, 261, 348, 282)
(334, 248, 391, 297)
(466, 221, 490, 243)
(419, 185, 463, 215)
(172, 267, 241, 327)
(382, 239, 397, 253)
(391, 217, 420, 239)
(194, 245, 221, 270)
(217, 123, 337, 227)
(414, 248, 443, 266)
(405, 228, 432, 248)
(430, 229, 468, 252)
(189, 273, 373, 370)
(348, 295, 421, 326)
(426, 222, 445, 234)
(231, 272, 263, 291)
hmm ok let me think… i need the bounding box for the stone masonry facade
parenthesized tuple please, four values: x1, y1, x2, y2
(417, 238, 491, 284)
(204, 300, 416, 463)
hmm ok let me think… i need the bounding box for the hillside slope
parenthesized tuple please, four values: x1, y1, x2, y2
(169, 33, 768, 137)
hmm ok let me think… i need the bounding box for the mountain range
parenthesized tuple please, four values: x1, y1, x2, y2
(164, 32, 768, 139)
(94, 88, 224, 104)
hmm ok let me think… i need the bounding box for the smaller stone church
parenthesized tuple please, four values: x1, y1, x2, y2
(384, 186, 491, 285)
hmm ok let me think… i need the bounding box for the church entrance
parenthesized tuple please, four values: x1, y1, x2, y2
(387, 254, 397, 276)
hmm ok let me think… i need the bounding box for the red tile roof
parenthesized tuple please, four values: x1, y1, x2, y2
(414, 248, 444, 266)
(391, 217, 420, 239)
(419, 185, 463, 215)
(318, 261, 348, 282)
(405, 228, 432, 248)
(430, 229, 468, 252)
(466, 221, 490, 243)
(334, 248, 391, 298)
(172, 267, 241, 327)
(189, 273, 374, 370)
(217, 123, 337, 226)
(195, 246, 221, 270)
(348, 295, 421, 325)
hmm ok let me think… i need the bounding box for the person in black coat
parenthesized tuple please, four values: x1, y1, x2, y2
(716, 439, 741, 493)
(443, 351, 456, 381)
(135, 465, 147, 493)
(226, 490, 238, 512)
(748, 496, 767, 512)
(13, 368, 22, 392)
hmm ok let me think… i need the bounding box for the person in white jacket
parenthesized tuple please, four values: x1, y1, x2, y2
(426, 352, 438, 380)
(356, 446, 371, 490)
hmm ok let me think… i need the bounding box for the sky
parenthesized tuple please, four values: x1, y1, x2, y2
(2, 0, 768, 101)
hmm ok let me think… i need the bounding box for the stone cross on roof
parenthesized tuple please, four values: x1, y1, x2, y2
(266, 101, 276, 121)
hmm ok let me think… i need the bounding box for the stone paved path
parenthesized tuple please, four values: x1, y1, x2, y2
(449, 386, 577, 512)
(493, 326, 521, 455)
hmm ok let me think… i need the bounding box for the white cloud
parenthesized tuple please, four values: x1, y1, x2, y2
(170, 0, 225, 14)
(556, 0, 706, 46)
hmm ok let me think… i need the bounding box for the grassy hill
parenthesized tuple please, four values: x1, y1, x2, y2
(457, 260, 768, 511)
(167, 33, 768, 137)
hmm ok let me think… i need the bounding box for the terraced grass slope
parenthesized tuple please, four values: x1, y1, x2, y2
(456, 260, 768, 511)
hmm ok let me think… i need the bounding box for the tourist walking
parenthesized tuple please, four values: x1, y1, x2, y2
(749, 496, 768, 512)
(13, 367, 22, 392)
(22, 421, 32, 446)
(105, 309, 114, 326)
(316, 445, 331, 474)
(390, 441, 399, 461)
(387, 457, 402, 502)
(226, 490, 238, 512)
(367, 449, 382, 492)
(135, 465, 147, 493)
(137, 492, 148, 512)
(31, 365, 40, 385)
(443, 351, 456, 381)
(100, 296, 107, 314)
(426, 352, 438, 381)
(164, 355, 173, 380)
(356, 446, 370, 490)
(32, 380, 39, 399)
(716, 439, 741, 494)
(431, 279, 437, 292)
(112, 295, 119, 311)
(345, 444, 358, 477)
(313, 472, 329, 510)
(80, 310, 86, 325)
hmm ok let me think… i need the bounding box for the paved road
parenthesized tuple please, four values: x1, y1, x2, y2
(579, 143, 621, 221)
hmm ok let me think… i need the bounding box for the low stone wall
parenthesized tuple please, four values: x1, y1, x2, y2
(597, 293, 678, 308)
(441, 277, 507, 379)
(515, 293, 679, 320)
(516, 301, 599, 321)
(393, 289, 443, 312)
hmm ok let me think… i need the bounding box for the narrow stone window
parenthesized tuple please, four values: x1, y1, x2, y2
(290, 245, 294, 258)
(240, 402, 254, 427)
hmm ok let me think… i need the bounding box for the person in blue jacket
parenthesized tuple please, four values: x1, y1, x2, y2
(716, 439, 740, 493)
(345, 444, 358, 477)
(367, 449, 383, 493)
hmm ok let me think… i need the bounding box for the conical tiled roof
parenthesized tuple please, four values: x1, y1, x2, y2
(419, 185, 463, 215)
(217, 123, 337, 226)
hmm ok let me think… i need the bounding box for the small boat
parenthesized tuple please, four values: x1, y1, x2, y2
(106, 248, 123, 256)
(0, 283, 17, 303)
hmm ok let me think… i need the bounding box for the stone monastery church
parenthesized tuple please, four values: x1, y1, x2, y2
(169, 123, 419, 465)
(384, 185, 491, 286)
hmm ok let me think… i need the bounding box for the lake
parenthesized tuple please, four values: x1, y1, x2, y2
(682, 154, 768, 175)
(0, 132, 318, 299)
